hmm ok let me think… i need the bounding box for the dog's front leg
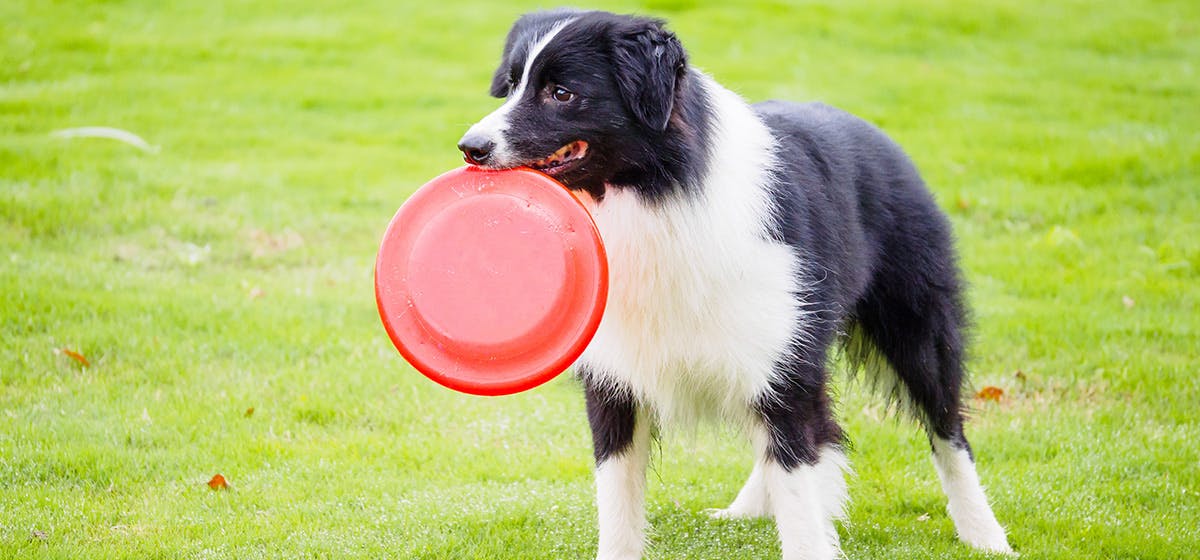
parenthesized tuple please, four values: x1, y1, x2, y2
(757, 359, 848, 560)
(595, 425, 650, 560)
(584, 376, 650, 560)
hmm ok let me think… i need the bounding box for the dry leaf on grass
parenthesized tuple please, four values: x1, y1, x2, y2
(244, 407, 255, 418)
(57, 348, 90, 367)
(976, 386, 1004, 402)
(207, 473, 229, 490)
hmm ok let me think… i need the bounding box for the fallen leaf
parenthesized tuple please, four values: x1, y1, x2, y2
(244, 407, 255, 418)
(955, 196, 971, 211)
(976, 386, 1004, 402)
(58, 348, 90, 367)
(1122, 295, 1135, 309)
(207, 473, 229, 490)
(1014, 370, 1027, 382)
(917, 513, 930, 522)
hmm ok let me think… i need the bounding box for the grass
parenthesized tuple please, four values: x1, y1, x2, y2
(2, 0, 1198, 558)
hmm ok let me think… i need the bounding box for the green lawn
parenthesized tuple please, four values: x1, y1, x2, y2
(2, 0, 1198, 558)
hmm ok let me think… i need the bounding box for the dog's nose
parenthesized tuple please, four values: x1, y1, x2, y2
(457, 132, 496, 166)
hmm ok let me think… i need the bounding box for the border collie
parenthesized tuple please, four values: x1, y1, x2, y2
(457, 9, 1012, 560)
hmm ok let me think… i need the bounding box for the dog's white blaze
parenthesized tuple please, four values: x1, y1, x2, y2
(463, 19, 575, 167)
(931, 437, 1013, 554)
(595, 413, 651, 560)
(579, 73, 808, 428)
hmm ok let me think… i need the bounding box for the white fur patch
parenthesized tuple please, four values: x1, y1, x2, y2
(595, 414, 651, 560)
(462, 18, 575, 167)
(931, 438, 1013, 554)
(578, 73, 811, 428)
(764, 458, 842, 560)
(812, 445, 851, 523)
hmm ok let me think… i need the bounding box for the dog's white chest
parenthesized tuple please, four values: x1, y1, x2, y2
(578, 187, 804, 425)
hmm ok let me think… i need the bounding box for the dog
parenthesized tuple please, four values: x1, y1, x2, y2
(457, 9, 1012, 560)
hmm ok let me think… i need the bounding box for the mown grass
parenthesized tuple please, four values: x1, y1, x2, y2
(2, 0, 1198, 558)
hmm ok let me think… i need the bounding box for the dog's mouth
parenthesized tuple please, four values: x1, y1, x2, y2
(530, 141, 588, 175)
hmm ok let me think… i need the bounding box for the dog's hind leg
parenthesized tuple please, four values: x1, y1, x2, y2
(930, 436, 1012, 553)
(854, 272, 1012, 554)
(583, 370, 652, 560)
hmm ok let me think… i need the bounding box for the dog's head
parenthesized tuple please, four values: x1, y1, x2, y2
(457, 10, 692, 200)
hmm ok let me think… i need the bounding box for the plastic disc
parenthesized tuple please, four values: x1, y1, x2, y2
(375, 166, 608, 396)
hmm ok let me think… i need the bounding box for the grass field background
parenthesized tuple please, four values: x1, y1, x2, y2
(2, 0, 1198, 558)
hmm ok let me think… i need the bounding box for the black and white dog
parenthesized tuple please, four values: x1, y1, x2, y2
(457, 9, 1012, 560)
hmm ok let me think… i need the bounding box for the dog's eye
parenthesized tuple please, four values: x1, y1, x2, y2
(550, 85, 576, 103)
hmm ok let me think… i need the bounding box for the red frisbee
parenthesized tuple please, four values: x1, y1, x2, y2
(375, 166, 608, 396)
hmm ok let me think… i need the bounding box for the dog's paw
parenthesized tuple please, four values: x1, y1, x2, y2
(953, 512, 1014, 555)
(965, 540, 1015, 556)
(959, 530, 1015, 556)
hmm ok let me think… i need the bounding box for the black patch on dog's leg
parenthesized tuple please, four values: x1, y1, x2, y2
(581, 365, 638, 464)
(931, 432, 975, 463)
(757, 348, 844, 470)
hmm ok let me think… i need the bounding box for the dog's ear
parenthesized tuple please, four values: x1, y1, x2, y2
(489, 23, 523, 98)
(489, 64, 514, 98)
(611, 18, 687, 132)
